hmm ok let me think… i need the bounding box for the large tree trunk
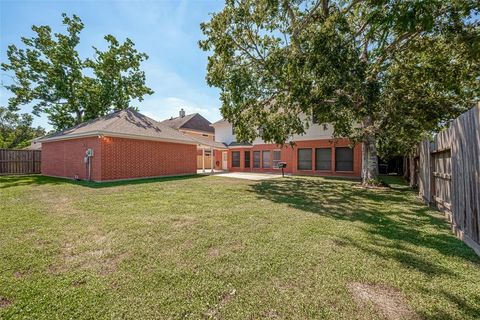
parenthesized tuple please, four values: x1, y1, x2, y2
(361, 116, 378, 185)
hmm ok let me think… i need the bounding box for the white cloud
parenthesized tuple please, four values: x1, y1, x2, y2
(140, 96, 220, 123)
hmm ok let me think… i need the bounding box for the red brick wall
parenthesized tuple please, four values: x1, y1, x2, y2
(214, 149, 224, 170)
(227, 138, 362, 177)
(100, 137, 196, 181)
(41, 137, 102, 180)
(42, 136, 197, 181)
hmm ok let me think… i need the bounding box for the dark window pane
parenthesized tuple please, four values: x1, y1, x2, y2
(273, 150, 281, 168)
(244, 151, 250, 168)
(262, 151, 271, 168)
(253, 151, 261, 168)
(232, 151, 240, 167)
(335, 147, 353, 171)
(298, 148, 312, 170)
(315, 148, 331, 170)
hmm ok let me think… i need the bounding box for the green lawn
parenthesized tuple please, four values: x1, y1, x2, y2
(0, 174, 479, 319)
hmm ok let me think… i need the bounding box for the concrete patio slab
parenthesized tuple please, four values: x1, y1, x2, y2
(214, 172, 283, 181)
(197, 169, 225, 174)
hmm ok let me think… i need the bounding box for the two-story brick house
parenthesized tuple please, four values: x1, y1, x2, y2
(211, 115, 362, 178)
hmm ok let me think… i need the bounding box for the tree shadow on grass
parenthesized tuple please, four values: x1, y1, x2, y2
(0, 174, 206, 189)
(251, 176, 480, 273)
(414, 287, 480, 319)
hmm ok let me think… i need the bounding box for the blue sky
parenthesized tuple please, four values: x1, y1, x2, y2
(0, 0, 225, 130)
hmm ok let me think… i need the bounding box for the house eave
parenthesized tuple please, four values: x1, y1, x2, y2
(37, 130, 198, 146)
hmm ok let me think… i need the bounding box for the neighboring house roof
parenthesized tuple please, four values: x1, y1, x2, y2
(37, 109, 198, 145)
(161, 113, 215, 133)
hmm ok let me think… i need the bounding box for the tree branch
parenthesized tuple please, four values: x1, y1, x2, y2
(290, 0, 325, 43)
(282, 0, 302, 52)
(342, 0, 366, 15)
(369, 31, 422, 78)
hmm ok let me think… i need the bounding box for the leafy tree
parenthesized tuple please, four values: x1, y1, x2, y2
(378, 28, 479, 158)
(1, 13, 153, 131)
(0, 106, 45, 149)
(200, 0, 479, 184)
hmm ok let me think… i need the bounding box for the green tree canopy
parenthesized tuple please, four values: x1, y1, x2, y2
(1, 13, 153, 131)
(0, 106, 45, 149)
(200, 0, 479, 184)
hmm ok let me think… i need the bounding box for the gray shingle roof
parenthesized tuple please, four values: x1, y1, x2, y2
(161, 113, 214, 133)
(38, 109, 197, 145)
(189, 136, 228, 149)
(211, 118, 228, 125)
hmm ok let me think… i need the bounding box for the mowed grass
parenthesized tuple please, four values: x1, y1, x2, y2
(0, 174, 479, 319)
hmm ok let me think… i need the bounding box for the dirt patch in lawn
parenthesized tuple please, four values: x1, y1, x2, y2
(30, 189, 84, 217)
(171, 216, 198, 229)
(13, 270, 29, 279)
(205, 289, 236, 319)
(207, 241, 245, 260)
(261, 309, 280, 318)
(208, 247, 220, 258)
(0, 296, 12, 308)
(348, 282, 418, 320)
(50, 227, 127, 275)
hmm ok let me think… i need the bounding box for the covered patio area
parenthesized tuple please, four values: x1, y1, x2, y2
(191, 137, 228, 173)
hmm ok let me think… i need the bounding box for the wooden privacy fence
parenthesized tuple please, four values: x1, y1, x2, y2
(415, 104, 480, 255)
(0, 149, 42, 175)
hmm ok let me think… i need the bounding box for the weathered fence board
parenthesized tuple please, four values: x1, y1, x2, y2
(417, 140, 431, 202)
(414, 104, 480, 255)
(0, 149, 41, 175)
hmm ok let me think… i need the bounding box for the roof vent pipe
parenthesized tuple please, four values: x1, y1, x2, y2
(179, 108, 186, 118)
